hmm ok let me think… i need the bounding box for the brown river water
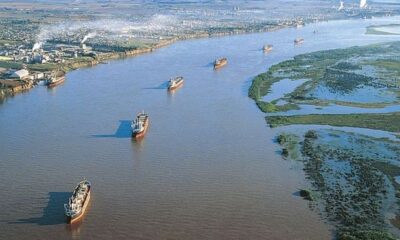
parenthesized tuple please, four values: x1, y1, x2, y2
(1, 17, 399, 240)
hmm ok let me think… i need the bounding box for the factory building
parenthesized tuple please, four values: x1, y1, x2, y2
(10, 69, 29, 79)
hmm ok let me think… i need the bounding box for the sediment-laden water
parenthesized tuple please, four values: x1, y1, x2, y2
(1, 17, 399, 240)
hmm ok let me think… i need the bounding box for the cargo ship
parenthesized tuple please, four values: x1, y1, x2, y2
(168, 76, 184, 91)
(131, 111, 149, 138)
(214, 57, 227, 69)
(294, 38, 304, 45)
(46, 70, 65, 87)
(263, 44, 273, 53)
(64, 179, 91, 224)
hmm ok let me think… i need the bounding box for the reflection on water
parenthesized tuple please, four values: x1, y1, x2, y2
(65, 197, 93, 240)
(131, 136, 145, 153)
(167, 85, 184, 101)
(66, 219, 83, 239)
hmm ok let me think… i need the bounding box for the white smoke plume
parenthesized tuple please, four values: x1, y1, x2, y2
(32, 42, 42, 51)
(81, 32, 97, 44)
(34, 15, 182, 44)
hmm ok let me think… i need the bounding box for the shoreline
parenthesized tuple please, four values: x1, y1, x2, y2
(0, 21, 292, 100)
(0, 13, 385, 101)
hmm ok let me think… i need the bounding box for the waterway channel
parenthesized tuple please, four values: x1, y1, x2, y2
(1, 16, 399, 240)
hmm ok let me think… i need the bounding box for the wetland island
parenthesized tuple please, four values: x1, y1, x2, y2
(250, 40, 400, 238)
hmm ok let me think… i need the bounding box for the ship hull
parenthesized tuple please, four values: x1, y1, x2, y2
(168, 80, 184, 91)
(263, 46, 273, 53)
(47, 76, 65, 88)
(132, 118, 149, 138)
(67, 189, 91, 224)
(294, 39, 304, 45)
(214, 62, 227, 69)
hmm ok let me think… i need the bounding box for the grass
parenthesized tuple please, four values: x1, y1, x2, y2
(266, 112, 400, 133)
(27, 63, 58, 72)
(248, 41, 400, 112)
(0, 61, 22, 69)
(276, 133, 301, 160)
(256, 101, 300, 113)
(369, 59, 400, 75)
(248, 72, 280, 100)
(0, 39, 19, 46)
(366, 24, 400, 36)
(372, 161, 400, 190)
(295, 130, 400, 239)
(0, 56, 12, 61)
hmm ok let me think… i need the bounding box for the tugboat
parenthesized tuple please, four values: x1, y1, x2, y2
(64, 179, 91, 224)
(294, 38, 304, 45)
(168, 76, 184, 91)
(131, 111, 149, 138)
(46, 70, 65, 87)
(214, 57, 227, 69)
(263, 44, 273, 53)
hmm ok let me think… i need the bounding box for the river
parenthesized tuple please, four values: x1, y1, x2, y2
(1, 16, 400, 240)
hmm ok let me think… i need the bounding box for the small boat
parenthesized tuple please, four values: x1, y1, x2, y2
(46, 70, 65, 87)
(263, 44, 273, 53)
(131, 111, 149, 138)
(64, 179, 91, 224)
(294, 38, 304, 45)
(168, 76, 184, 91)
(214, 57, 227, 69)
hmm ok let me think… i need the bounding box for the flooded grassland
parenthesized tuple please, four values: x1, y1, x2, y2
(249, 41, 400, 113)
(250, 36, 400, 239)
(277, 129, 400, 239)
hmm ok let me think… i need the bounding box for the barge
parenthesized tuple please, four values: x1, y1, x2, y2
(131, 111, 149, 138)
(168, 76, 184, 91)
(294, 38, 305, 45)
(64, 179, 91, 224)
(214, 57, 227, 69)
(263, 44, 273, 53)
(46, 71, 65, 87)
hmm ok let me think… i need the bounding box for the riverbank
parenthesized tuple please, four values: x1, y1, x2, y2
(0, 22, 294, 100)
(0, 11, 396, 101)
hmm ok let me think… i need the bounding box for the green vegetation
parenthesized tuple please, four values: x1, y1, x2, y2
(266, 112, 400, 133)
(27, 63, 58, 72)
(92, 41, 152, 52)
(248, 72, 275, 100)
(256, 101, 300, 113)
(0, 61, 22, 69)
(0, 39, 19, 46)
(283, 130, 400, 239)
(0, 56, 12, 61)
(249, 42, 400, 113)
(366, 24, 400, 35)
(368, 59, 400, 75)
(276, 133, 302, 160)
(337, 228, 396, 240)
(299, 189, 314, 201)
